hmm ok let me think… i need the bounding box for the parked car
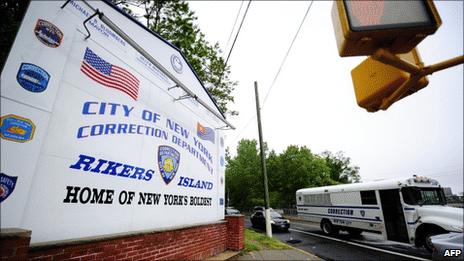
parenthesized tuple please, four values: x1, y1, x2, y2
(250, 209, 290, 232)
(429, 233, 463, 260)
(225, 207, 240, 215)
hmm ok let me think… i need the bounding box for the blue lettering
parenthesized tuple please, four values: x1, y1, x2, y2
(70, 154, 95, 171)
(108, 103, 118, 115)
(101, 161, 122, 175)
(90, 159, 107, 173)
(144, 169, 154, 181)
(123, 105, 134, 117)
(83, 101, 98, 115)
(141, 110, 160, 123)
(177, 176, 213, 190)
(90, 124, 104, 136)
(99, 102, 106, 114)
(166, 119, 189, 139)
(177, 176, 184, 186)
(77, 126, 89, 138)
(131, 167, 145, 180)
(104, 124, 116, 135)
(117, 123, 128, 134)
(128, 124, 136, 134)
(118, 164, 134, 177)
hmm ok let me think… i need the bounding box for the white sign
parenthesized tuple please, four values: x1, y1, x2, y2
(0, 0, 226, 244)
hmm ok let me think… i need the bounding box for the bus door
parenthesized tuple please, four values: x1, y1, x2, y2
(379, 189, 409, 243)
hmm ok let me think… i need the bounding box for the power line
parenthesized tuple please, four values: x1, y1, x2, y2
(262, 0, 314, 107)
(225, 0, 252, 66)
(226, 1, 245, 49)
(230, 114, 257, 144)
(230, 1, 314, 144)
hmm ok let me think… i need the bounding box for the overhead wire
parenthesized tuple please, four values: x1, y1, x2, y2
(225, 0, 252, 66)
(230, 1, 314, 144)
(226, 1, 245, 50)
(262, 0, 314, 108)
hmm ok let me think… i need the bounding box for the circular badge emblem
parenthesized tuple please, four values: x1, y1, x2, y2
(170, 54, 183, 74)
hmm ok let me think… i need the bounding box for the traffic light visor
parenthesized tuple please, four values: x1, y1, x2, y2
(344, 1, 434, 32)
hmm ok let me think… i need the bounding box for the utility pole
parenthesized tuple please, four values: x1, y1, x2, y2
(254, 81, 272, 238)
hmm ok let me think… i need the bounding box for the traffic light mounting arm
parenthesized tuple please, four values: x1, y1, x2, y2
(371, 48, 464, 110)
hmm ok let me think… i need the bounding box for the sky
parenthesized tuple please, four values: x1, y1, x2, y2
(187, 1, 464, 195)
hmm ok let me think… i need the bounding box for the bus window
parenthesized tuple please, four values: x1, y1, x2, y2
(401, 187, 446, 205)
(360, 190, 377, 205)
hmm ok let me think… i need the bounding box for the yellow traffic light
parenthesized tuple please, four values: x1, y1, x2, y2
(332, 0, 441, 57)
(351, 48, 428, 112)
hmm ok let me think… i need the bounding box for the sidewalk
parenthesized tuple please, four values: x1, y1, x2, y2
(230, 249, 321, 260)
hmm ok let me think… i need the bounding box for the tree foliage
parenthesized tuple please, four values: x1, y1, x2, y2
(225, 139, 264, 209)
(0, 0, 29, 70)
(321, 151, 361, 183)
(113, 0, 237, 115)
(226, 140, 360, 210)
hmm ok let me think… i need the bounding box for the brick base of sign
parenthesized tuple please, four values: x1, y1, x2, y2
(0, 216, 244, 261)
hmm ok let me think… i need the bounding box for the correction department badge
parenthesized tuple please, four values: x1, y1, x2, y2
(17, 63, 50, 93)
(158, 145, 180, 185)
(360, 210, 366, 217)
(34, 19, 63, 48)
(0, 114, 36, 143)
(0, 173, 18, 203)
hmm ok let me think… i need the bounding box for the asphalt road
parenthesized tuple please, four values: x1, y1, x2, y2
(245, 218, 433, 261)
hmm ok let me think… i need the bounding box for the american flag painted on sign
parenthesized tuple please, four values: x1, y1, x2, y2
(80, 47, 139, 100)
(197, 122, 215, 144)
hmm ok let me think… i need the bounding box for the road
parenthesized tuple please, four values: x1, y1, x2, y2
(244, 218, 433, 261)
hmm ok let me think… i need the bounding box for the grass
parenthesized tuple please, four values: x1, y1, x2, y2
(243, 229, 292, 253)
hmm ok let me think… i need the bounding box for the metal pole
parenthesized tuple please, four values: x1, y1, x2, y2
(254, 81, 272, 238)
(423, 55, 464, 75)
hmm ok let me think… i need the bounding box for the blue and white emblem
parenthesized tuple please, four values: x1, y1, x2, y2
(0, 173, 18, 203)
(158, 145, 180, 185)
(17, 63, 50, 93)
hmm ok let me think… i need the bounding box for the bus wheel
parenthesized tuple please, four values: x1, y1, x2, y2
(321, 219, 339, 235)
(424, 230, 446, 252)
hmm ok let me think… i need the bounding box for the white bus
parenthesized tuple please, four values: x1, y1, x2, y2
(296, 176, 463, 251)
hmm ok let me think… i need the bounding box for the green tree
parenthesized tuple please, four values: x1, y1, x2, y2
(225, 139, 265, 210)
(320, 151, 361, 183)
(0, 0, 29, 70)
(268, 145, 333, 208)
(114, 0, 237, 115)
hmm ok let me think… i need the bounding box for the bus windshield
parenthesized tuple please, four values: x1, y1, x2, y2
(402, 187, 446, 205)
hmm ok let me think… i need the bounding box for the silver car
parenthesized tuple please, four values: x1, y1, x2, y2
(429, 233, 463, 260)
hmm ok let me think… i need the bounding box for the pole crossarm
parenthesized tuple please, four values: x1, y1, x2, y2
(76, 0, 235, 130)
(373, 48, 463, 110)
(372, 48, 421, 74)
(423, 56, 464, 75)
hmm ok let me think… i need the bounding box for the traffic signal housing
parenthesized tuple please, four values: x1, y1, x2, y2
(332, 0, 441, 57)
(351, 48, 429, 112)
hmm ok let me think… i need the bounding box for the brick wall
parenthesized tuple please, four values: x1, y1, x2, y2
(225, 215, 244, 251)
(0, 229, 31, 261)
(1, 216, 244, 261)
